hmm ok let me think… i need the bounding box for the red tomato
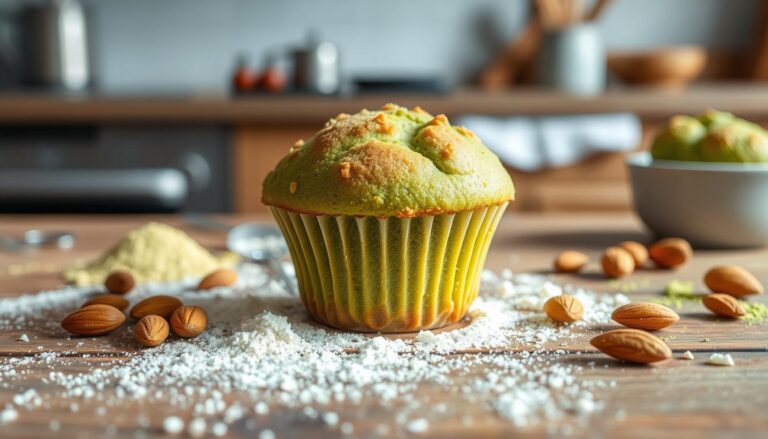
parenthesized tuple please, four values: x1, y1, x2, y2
(233, 68, 257, 92)
(258, 68, 286, 93)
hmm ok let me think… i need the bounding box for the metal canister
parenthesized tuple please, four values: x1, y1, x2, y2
(293, 33, 340, 95)
(536, 23, 605, 96)
(18, 0, 93, 90)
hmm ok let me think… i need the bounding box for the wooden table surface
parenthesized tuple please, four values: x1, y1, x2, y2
(1, 213, 767, 438)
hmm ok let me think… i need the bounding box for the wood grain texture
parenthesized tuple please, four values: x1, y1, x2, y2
(232, 126, 316, 213)
(3, 85, 768, 124)
(1, 214, 767, 438)
(748, 1, 768, 80)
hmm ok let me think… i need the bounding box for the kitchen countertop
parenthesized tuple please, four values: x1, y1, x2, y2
(1, 213, 767, 438)
(2, 84, 768, 124)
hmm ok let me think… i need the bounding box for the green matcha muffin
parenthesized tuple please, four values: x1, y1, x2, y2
(651, 110, 768, 163)
(650, 115, 706, 161)
(262, 103, 514, 332)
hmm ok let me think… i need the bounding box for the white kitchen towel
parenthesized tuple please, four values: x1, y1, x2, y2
(457, 113, 642, 172)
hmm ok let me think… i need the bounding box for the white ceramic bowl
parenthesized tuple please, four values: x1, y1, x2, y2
(627, 152, 768, 248)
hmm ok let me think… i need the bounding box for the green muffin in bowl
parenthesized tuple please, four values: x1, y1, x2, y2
(262, 103, 514, 332)
(699, 122, 768, 163)
(631, 110, 768, 248)
(649, 115, 706, 161)
(651, 110, 768, 163)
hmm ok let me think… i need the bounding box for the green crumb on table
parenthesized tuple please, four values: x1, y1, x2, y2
(653, 280, 700, 308)
(741, 302, 768, 325)
(607, 279, 650, 293)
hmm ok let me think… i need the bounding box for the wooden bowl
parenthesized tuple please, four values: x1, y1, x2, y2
(607, 46, 707, 87)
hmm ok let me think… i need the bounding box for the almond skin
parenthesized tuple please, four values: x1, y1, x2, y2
(649, 238, 692, 269)
(611, 302, 679, 331)
(198, 268, 238, 290)
(618, 241, 649, 268)
(104, 270, 135, 295)
(129, 295, 183, 320)
(554, 251, 589, 273)
(135, 315, 170, 347)
(82, 294, 130, 311)
(61, 304, 126, 336)
(702, 293, 746, 318)
(704, 265, 764, 297)
(590, 328, 672, 364)
(170, 305, 208, 338)
(601, 246, 635, 278)
(543, 295, 584, 323)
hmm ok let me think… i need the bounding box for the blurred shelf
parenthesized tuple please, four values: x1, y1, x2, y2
(2, 83, 768, 124)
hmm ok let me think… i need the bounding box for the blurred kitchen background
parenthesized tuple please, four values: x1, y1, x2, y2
(0, 0, 766, 213)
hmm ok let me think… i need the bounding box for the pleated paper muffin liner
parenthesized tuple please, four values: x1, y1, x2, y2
(271, 202, 508, 333)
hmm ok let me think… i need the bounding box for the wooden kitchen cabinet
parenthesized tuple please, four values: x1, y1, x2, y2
(233, 125, 317, 213)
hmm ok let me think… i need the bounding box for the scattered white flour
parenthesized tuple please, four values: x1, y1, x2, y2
(406, 418, 429, 433)
(340, 422, 354, 435)
(188, 418, 206, 437)
(162, 416, 184, 434)
(1, 406, 19, 425)
(0, 264, 629, 435)
(17, 333, 28, 342)
(707, 353, 735, 367)
(322, 411, 339, 426)
(211, 421, 228, 436)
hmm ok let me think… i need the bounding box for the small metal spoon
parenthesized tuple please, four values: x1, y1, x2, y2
(226, 222, 295, 295)
(0, 230, 75, 251)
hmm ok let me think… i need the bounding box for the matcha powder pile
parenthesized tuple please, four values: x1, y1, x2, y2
(64, 222, 235, 286)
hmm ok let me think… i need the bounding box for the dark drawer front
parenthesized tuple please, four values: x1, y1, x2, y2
(0, 124, 231, 213)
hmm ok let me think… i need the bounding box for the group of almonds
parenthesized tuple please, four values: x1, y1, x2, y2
(554, 237, 692, 278)
(545, 237, 764, 365)
(60, 268, 238, 347)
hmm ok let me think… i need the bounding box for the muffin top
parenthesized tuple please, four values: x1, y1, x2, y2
(262, 104, 514, 217)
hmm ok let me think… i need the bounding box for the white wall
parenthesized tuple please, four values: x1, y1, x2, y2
(1, 0, 759, 91)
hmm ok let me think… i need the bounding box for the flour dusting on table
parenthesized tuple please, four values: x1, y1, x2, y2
(0, 264, 628, 435)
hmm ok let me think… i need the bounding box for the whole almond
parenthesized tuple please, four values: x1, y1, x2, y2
(170, 305, 208, 338)
(135, 315, 169, 347)
(198, 268, 237, 290)
(130, 295, 183, 320)
(704, 265, 763, 297)
(618, 241, 649, 268)
(649, 238, 692, 269)
(554, 251, 589, 273)
(104, 270, 135, 295)
(590, 328, 671, 364)
(543, 295, 584, 323)
(601, 246, 635, 278)
(702, 293, 746, 318)
(611, 302, 679, 331)
(82, 294, 130, 311)
(61, 304, 126, 336)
